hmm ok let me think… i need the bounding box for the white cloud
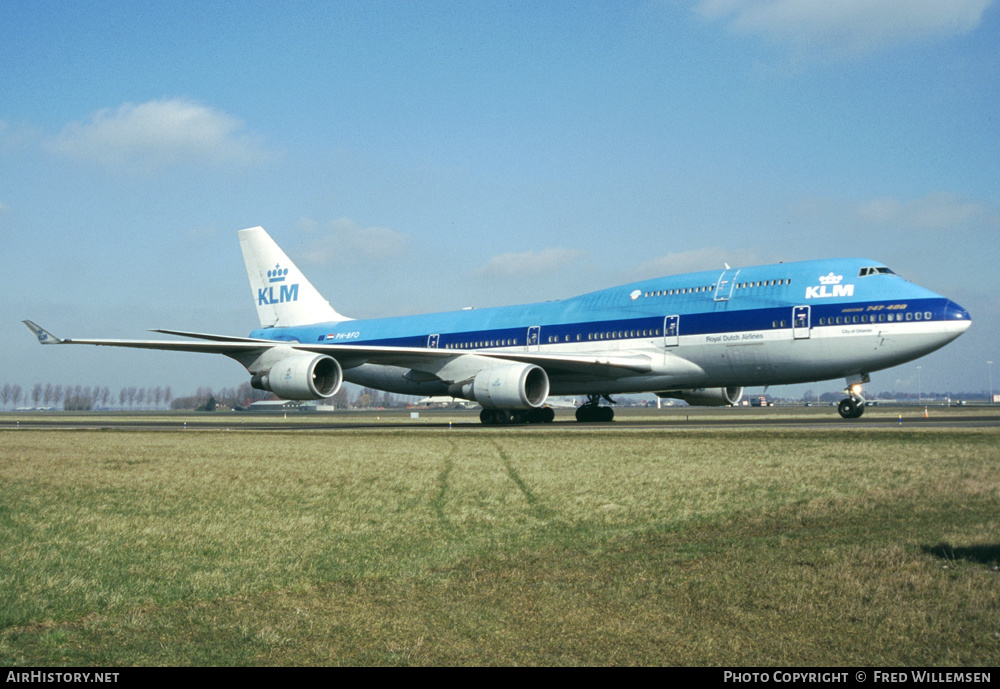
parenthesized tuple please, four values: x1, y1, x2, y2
(44, 98, 271, 172)
(474, 247, 586, 279)
(855, 192, 1000, 230)
(695, 0, 994, 56)
(635, 248, 763, 279)
(298, 217, 410, 265)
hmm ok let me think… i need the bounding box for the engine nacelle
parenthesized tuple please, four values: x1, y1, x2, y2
(251, 354, 342, 400)
(657, 386, 743, 407)
(460, 363, 550, 409)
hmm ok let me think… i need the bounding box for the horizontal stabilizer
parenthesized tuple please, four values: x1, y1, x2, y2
(150, 328, 276, 343)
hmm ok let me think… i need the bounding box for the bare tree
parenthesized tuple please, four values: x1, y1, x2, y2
(330, 386, 350, 409)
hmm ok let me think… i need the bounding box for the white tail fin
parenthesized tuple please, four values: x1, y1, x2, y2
(238, 227, 350, 328)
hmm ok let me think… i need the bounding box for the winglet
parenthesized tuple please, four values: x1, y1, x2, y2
(22, 320, 64, 344)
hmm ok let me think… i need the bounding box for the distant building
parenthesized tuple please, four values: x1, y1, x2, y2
(248, 400, 301, 412)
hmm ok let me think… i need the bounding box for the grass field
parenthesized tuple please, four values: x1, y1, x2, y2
(1, 412, 998, 665)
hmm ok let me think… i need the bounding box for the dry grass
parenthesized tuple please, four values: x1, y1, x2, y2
(1, 424, 998, 665)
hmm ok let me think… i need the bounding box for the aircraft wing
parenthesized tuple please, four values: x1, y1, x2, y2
(23, 321, 271, 355)
(150, 328, 660, 376)
(24, 321, 664, 379)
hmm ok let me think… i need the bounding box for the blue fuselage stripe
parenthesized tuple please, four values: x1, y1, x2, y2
(252, 297, 953, 349)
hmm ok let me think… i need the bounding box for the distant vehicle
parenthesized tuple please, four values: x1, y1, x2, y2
(25, 227, 970, 422)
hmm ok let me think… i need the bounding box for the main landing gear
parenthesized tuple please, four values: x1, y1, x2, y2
(480, 407, 555, 425)
(575, 394, 616, 423)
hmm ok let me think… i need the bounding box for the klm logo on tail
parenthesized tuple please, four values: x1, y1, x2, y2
(257, 263, 299, 305)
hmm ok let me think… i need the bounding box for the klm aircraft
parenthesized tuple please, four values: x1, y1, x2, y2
(24, 227, 971, 422)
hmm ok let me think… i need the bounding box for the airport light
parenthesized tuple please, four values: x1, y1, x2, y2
(989, 361, 994, 404)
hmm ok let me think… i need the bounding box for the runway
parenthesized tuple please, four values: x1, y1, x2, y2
(3, 406, 998, 432)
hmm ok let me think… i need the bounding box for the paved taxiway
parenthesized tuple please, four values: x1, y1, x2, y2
(3, 407, 998, 432)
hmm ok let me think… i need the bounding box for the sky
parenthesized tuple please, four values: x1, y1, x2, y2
(2, 0, 999, 402)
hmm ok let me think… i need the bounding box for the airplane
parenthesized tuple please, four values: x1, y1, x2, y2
(24, 226, 971, 423)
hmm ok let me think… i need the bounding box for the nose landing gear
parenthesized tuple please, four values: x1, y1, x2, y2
(838, 382, 866, 419)
(837, 396, 865, 419)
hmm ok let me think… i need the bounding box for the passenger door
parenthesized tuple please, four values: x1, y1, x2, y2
(793, 306, 811, 339)
(526, 325, 541, 351)
(663, 315, 679, 347)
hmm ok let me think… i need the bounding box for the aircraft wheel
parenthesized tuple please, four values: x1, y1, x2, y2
(576, 405, 613, 422)
(481, 409, 515, 424)
(837, 398, 864, 419)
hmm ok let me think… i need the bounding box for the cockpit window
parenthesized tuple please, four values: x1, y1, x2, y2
(859, 266, 896, 277)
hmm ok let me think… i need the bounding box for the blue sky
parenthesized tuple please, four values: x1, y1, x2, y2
(3, 0, 998, 400)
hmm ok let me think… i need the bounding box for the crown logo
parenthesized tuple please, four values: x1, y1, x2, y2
(819, 272, 842, 285)
(268, 264, 289, 283)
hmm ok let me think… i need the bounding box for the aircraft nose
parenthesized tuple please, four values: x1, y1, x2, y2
(943, 300, 972, 334)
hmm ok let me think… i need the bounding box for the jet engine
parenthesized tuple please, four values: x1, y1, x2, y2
(458, 363, 550, 409)
(656, 386, 743, 407)
(250, 353, 342, 400)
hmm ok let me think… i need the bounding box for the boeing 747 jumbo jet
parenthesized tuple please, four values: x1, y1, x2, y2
(24, 227, 971, 422)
